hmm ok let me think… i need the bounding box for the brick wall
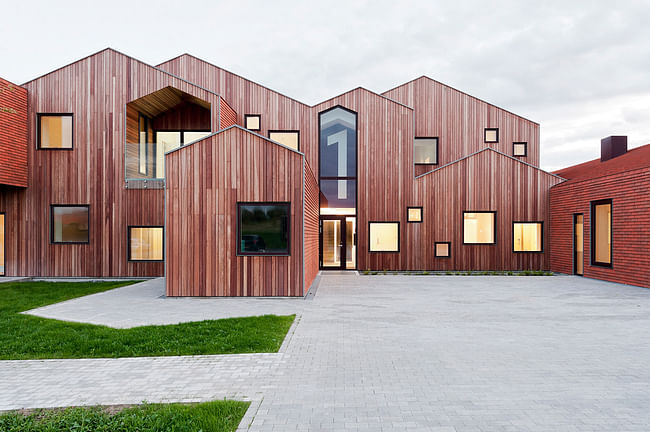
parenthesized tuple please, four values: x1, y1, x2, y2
(0, 77, 28, 188)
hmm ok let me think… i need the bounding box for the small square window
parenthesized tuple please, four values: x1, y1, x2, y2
(269, 130, 299, 151)
(435, 242, 451, 258)
(463, 211, 496, 245)
(128, 226, 164, 261)
(513, 222, 543, 252)
(484, 128, 499, 143)
(245, 114, 261, 131)
(38, 114, 73, 149)
(513, 142, 527, 157)
(51, 205, 89, 243)
(368, 222, 399, 252)
(407, 207, 422, 223)
(414, 137, 438, 164)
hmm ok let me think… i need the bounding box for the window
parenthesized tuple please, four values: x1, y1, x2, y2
(463, 211, 496, 244)
(591, 199, 612, 266)
(484, 128, 499, 143)
(513, 222, 543, 252)
(38, 114, 73, 149)
(245, 114, 261, 131)
(138, 114, 148, 175)
(238, 203, 290, 255)
(154, 130, 211, 178)
(414, 137, 438, 164)
(128, 226, 163, 261)
(435, 242, 451, 258)
(368, 222, 399, 252)
(51, 205, 89, 243)
(513, 142, 527, 157)
(183, 131, 211, 143)
(0, 213, 4, 276)
(269, 130, 299, 151)
(407, 207, 422, 223)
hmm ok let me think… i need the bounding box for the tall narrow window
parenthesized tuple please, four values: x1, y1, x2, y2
(245, 114, 261, 131)
(0, 213, 4, 276)
(238, 203, 290, 255)
(513, 222, 543, 252)
(484, 128, 499, 143)
(138, 114, 148, 175)
(591, 199, 612, 266)
(414, 137, 438, 164)
(38, 114, 73, 149)
(269, 130, 299, 151)
(368, 222, 399, 252)
(463, 211, 496, 244)
(513, 142, 527, 157)
(51, 205, 89, 243)
(128, 226, 164, 261)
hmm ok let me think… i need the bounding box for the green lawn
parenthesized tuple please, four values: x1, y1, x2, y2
(0, 281, 295, 360)
(0, 400, 249, 432)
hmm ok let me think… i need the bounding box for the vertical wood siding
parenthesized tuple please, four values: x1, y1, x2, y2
(220, 98, 237, 129)
(0, 78, 28, 187)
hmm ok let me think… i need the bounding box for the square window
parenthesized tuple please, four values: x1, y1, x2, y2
(463, 211, 496, 244)
(128, 226, 164, 261)
(368, 222, 400, 252)
(269, 130, 299, 151)
(407, 207, 422, 223)
(513, 142, 527, 157)
(591, 199, 612, 267)
(38, 114, 73, 149)
(245, 114, 261, 131)
(238, 203, 290, 255)
(51, 205, 89, 243)
(513, 222, 543, 252)
(414, 137, 438, 164)
(435, 242, 451, 258)
(484, 128, 499, 143)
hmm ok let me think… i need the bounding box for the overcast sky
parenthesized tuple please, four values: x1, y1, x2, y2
(2, 0, 649, 171)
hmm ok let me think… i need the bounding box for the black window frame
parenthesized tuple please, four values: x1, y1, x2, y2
(590, 199, 613, 268)
(368, 221, 400, 253)
(407, 206, 423, 223)
(512, 221, 544, 253)
(127, 225, 164, 262)
(153, 130, 211, 146)
(237, 202, 291, 256)
(434, 241, 451, 258)
(244, 114, 261, 131)
(413, 137, 439, 165)
(484, 128, 499, 144)
(37, 113, 74, 150)
(268, 130, 300, 151)
(513, 142, 527, 157)
(50, 204, 90, 244)
(462, 211, 497, 245)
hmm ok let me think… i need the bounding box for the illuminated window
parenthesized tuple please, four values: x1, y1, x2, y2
(435, 242, 451, 258)
(269, 130, 299, 151)
(238, 203, 290, 255)
(183, 131, 211, 143)
(513, 142, 527, 157)
(414, 137, 438, 164)
(245, 114, 261, 131)
(51, 205, 89, 243)
(463, 211, 496, 244)
(368, 222, 399, 252)
(38, 114, 73, 149)
(138, 114, 148, 175)
(484, 128, 499, 143)
(407, 207, 422, 223)
(591, 199, 612, 266)
(128, 227, 164, 261)
(513, 222, 542, 252)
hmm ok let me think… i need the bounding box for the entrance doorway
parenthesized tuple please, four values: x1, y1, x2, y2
(320, 216, 356, 270)
(574, 214, 583, 275)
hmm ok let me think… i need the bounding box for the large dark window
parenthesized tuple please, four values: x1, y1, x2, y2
(591, 199, 612, 267)
(51, 205, 89, 243)
(238, 203, 290, 255)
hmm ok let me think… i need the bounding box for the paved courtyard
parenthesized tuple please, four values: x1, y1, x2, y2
(1, 274, 650, 431)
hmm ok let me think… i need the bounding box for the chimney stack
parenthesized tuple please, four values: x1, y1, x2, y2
(601, 136, 627, 162)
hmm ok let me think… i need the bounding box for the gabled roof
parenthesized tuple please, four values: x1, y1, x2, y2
(553, 143, 650, 185)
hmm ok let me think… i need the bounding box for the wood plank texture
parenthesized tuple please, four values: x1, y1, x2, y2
(303, 161, 319, 290)
(0, 78, 28, 187)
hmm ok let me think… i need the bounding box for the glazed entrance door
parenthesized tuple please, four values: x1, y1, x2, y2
(320, 216, 356, 270)
(574, 214, 584, 275)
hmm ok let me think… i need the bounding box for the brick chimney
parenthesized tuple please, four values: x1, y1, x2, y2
(601, 136, 627, 162)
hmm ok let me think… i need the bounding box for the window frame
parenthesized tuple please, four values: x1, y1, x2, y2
(513, 142, 527, 157)
(512, 221, 544, 253)
(0, 212, 5, 276)
(434, 241, 452, 258)
(37, 113, 74, 150)
(244, 114, 261, 131)
(153, 130, 212, 146)
(590, 199, 613, 268)
(268, 130, 300, 151)
(413, 137, 439, 165)
(237, 202, 291, 257)
(407, 206, 423, 223)
(462, 211, 497, 245)
(484, 128, 499, 144)
(50, 204, 90, 244)
(127, 225, 164, 262)
(138, 114, 149, 176)
(368, 221, 400, 253)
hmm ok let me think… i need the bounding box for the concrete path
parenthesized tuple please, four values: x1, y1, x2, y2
(2, 274, 650, 431)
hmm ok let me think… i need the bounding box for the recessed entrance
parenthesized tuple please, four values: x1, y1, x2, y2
(320, 216, 356, 270)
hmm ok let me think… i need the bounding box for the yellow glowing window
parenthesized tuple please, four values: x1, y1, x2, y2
(38, 114, 73, 149)
(435, 242, 451, 258)
(591, 200, 612, 266)
(463, 212, 496, 244)
(513, 142, 527, 157)
(484, 128, 498, 143)
(245, 114, 261, 131)
(513, 222, 542, 252)
(369, 222, 399, 252)
(269, 131, 299, 151)
(129, 227, 164, 261)
(407, 207, 422, 223)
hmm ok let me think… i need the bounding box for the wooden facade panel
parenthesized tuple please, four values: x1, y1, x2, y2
(220, 97, 237, 129)
(303, 161, 319, 291)
(165, 127, 304, 296)
(0, 78, 28, 187)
